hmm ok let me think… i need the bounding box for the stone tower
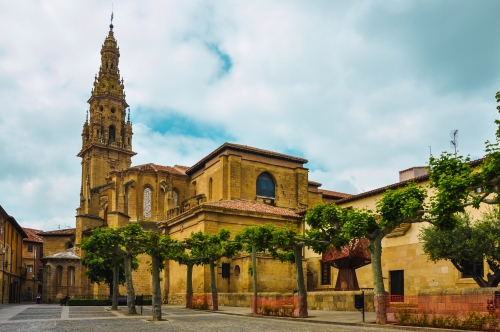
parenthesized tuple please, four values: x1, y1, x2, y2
(76, 22, 136, 246)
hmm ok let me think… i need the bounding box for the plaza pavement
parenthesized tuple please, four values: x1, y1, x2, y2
(0, 303, 462, 332)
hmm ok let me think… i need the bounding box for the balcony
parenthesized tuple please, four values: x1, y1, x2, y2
(166, 194, 206, 220)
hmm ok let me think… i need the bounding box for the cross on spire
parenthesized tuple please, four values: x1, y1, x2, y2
(110, 6, 114, 29)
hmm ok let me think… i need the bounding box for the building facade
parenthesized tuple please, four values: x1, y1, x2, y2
(20, 228, 43, 302)
(0, 206, 28, 304)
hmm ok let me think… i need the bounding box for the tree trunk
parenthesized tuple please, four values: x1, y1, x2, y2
(209, 259, 218, 311)
(124, 254, 137, 314)
(294, 245, 308, 318)
(151, 250, 162, 321)
(112, 257, 119, 310)
(252, 245, 258, 315)
(186, 263, 193, 309)
(370, 232, 387, 324)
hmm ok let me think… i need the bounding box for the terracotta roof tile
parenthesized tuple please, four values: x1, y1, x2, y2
(42, 247, 79, 260)
(22, 228, 43, 243)
(308, 180, 322, 187)
(318, 189, 353, 200)
(201, 199, 302, 218)
(336, 157, 485, 204)
(38, 228, 76, 236)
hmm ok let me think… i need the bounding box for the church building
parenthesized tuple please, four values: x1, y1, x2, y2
(39, 22, 350, 302)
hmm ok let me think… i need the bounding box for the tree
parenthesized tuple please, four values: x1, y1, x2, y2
(174, 235, 206, 309)
(80, 227, 125, 310)
(120, 224, 145, 314)
(265, 225, 309, 318)
(421, 209, 500, 287)
(186, 229, 241, 311)
(235, 224, 277, 314)
(143, 232, 183, 321)
(305, 183, 427, 324)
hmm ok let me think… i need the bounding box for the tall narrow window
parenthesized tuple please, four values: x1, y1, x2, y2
(209, 178, 213, 200)
(109, 125, 116, 142)
(143, 187, 152, 218)
(256, 173, 275, 198)
(67, 267, 75, 286)
(173, 190, 179, 207)
(56, 266, 63, 286)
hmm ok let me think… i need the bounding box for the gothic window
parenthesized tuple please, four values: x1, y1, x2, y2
(67, 267, 75, 286)
(143, 187, 152, 218)
(173, 189, 179, 208)
(109, 125, 116, 142)
(56, 266, 63, 286)
(209, 178, 213, 200)
(256, 172, 275, 198)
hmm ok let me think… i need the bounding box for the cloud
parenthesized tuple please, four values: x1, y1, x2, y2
(0, 0, 499, 230)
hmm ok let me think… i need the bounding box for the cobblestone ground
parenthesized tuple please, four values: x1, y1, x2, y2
(0, 306, 410, 332)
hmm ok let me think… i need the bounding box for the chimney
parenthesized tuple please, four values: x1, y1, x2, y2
(399, 166, 428, 182)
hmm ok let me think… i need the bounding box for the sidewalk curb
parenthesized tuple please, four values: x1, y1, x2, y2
(208, 309, 477, 332)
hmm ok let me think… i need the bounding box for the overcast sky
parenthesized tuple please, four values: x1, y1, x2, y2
(1, 0, 499, 231)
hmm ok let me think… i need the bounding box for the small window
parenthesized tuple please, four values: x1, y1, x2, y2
(28, 245, 33, 253)
(321, 261, 331, 285)
(256, 173, 275, 198)
(27, 265, 33, 273)
(111, 107, 116, 113)
(462, 261, 484, 278)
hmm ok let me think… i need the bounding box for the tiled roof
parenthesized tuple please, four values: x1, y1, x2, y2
(22, 228, 43, 243)
(42, 247, 79, 260)
(201, 199, 302, 218)
(38, 228, 76, 236)
(318, 189, 353, 200)
(187, 143, 308, 175)
(128, 163, 188, 175)
(336, 157, 485, 204)
(308, 180, 322, 187)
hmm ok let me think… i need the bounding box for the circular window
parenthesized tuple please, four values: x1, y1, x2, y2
(99, 106, 104, 112)
(111, 107, 116, 113)
(234, 265, 240, 276)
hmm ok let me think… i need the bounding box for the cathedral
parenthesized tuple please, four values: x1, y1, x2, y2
(40, 23, 348, 303)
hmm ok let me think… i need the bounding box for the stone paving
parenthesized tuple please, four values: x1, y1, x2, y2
(0, 304, 427, 332)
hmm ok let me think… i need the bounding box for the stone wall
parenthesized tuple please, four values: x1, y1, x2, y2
(171, 291, 375, 312)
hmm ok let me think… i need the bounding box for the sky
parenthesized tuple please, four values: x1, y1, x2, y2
(1, 0, 500, 231)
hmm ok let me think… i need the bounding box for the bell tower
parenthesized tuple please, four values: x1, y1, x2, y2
(77, 20, 136, 218)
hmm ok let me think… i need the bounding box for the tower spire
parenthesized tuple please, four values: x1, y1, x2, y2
(110, 7, 114, 30)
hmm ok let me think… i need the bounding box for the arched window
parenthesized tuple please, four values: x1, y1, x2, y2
(209, 178, 213, 200)
(173, 189, 179, 208)
(256, 173, 275, 198)
(67, 267, 75, 286)
(109, 125, 116, 142)
(143, 187, 152, 218)
(67, 242, 73, 249)
(56, 266, 63, 286)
